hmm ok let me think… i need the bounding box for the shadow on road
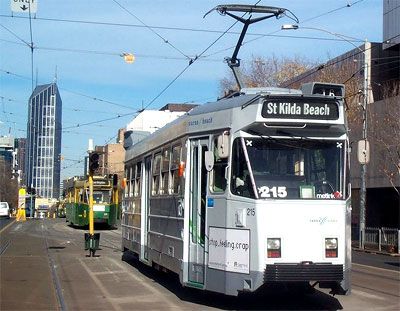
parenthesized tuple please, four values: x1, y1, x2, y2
(122, 251, 343, 310)
(67, 223, 118, 231)
(385, 261, 400, 267)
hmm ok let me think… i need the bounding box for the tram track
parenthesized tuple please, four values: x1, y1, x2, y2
(40, 219, 67, 311)
(100, 236, 122, 252)
(0, 239, 11, 255)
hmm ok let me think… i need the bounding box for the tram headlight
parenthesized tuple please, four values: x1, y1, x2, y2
(267, 238, 281, 258)
(325, 238, 338, 258)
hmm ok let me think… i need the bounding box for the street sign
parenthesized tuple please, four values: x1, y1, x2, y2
(10, 0, 38, 14)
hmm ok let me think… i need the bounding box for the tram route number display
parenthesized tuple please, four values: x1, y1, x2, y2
(208, 227, 250, 274)
(262, 99, 339, 120)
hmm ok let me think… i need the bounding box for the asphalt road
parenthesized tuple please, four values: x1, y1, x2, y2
(1, 218, 399, 310)
(0, 217, 13, 230)
(352, 250, 400, 271)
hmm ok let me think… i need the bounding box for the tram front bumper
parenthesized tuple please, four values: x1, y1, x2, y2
(264, 263, 343, 282)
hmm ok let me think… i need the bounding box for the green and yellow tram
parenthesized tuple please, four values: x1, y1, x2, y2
(65, 175, 118, 227)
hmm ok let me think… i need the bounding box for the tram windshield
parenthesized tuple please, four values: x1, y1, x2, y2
(231, 137, 345, 200)
(93, 191, 111, 204)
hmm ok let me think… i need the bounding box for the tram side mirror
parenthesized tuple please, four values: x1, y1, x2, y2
(204, 151, 214, 171)
(217, 133, 230, 159)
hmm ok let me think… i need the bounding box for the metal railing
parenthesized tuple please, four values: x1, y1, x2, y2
(352, 224, 400, 254)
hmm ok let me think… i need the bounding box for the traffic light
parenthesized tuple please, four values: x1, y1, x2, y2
(89, 152, 100, 173)
(27, 187, 36, 195)
(112, 174, 118, 187)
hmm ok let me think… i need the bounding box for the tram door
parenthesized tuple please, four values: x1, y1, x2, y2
(188, 138, 208, 285)
(141, 156, 151, 262)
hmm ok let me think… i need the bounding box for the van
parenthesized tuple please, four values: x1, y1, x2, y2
(0, 202, 10, 218)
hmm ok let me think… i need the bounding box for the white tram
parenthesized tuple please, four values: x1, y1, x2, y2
(122, 82, 351, 296)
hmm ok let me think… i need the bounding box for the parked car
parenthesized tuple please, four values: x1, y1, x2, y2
(0, 202, 10, 218)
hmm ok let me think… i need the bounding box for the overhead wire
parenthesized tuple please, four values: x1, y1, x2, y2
(284, 32, 400, 88)
(35, 45, 220, 62)
(300, 0, 366, 24)
(139, 11, 244, 112)
(0, 15, 367, 43)
(0, 24, 30, 46)
(0, 69, 138, 111)
(56, 2, 252, 128)
(283, 43, 378, 88)
(111, 0, 191, 60)
(202, 0, 367, 59)
(62, 111, 138, 130)
(28, 2, 34, 91)
(1, 2, 384, 139)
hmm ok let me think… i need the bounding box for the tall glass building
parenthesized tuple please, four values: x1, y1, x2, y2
(25, 83, 62, 199)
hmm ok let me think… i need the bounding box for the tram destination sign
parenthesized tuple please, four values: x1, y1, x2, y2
(93, 179, 110, 186)
(261, 98, 339, 120)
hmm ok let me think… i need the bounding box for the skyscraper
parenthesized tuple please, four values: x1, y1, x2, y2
(25, 83, 62, 199)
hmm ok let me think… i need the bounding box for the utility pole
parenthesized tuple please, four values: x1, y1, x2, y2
(281, 25, 371, 249)
(359, 40, 371, 249)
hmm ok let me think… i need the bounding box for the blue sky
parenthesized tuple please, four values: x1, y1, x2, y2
(0, 0, 383, 180)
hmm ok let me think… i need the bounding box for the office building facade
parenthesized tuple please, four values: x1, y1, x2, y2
(25, 83, 62, 199)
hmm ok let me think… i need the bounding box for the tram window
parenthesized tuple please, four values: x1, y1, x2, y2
(171, 145, 181, 169)
(135, 178, 141, 197)
(153, 153, 162, 174)
(161, 149, 170, 195)
(135, 162, 142, 197)
(171, 171, 180, 194)
(212, 137, 228, 193)
(152, 175, 160, 195)
(231, 139, 255, 198)
(152, 153, 162, 195)
(162, 149, 170, 172)
(124, 168, 128, 197)
(231, 137, 344, 199)
(93, 191, 108, 203)
(129, 166, 134, 197)
(170, 145, 182, 194)
(161, 172, 169, 195)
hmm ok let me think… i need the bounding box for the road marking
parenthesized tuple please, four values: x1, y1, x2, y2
(0, 219, 16, 234)
(92, 270, 125, 275)
(352, 289, 386, 300)
(108, 257, 183, 309)
(0, 239, 11, 255)
(11, 223, 21, 232)
(79, 258, 123, 311)
(353, 263, 400, 274)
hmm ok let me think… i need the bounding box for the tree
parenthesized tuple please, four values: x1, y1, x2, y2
(0, 157, 18, 210)
(219, 54, 315, 95)
(280, 52, 400, 196)
(369, 82, 400, 194)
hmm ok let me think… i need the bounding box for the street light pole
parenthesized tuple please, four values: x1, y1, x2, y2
(359, 39, 370, 249)
(281, 25, 370, 249)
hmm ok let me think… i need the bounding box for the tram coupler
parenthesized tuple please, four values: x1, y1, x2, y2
(84, 233, 100, 257)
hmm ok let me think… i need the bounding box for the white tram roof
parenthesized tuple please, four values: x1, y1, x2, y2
(125, 85, 346, 161)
